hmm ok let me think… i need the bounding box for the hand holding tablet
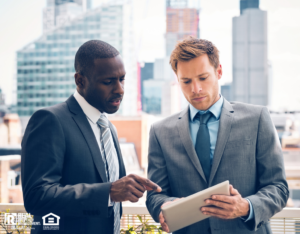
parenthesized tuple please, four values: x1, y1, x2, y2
(160, 181, 230, 233)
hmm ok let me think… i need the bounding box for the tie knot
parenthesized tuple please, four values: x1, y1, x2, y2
(97, 115, 109, 128)
(199, 112, 212, 125)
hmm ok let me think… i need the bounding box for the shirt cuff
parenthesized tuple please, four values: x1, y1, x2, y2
(240, 198, 254, 222)
(108, 194, 114, 207)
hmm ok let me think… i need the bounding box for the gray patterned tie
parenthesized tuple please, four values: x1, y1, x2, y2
(97, 115, 120, 234)
(195, 111, 212, 182)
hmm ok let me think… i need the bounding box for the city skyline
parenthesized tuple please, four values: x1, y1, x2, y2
(1, 0, 300, 111)
(16, 1, 140, 118)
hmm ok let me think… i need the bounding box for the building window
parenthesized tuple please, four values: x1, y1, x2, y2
(8, 171, 20, 188)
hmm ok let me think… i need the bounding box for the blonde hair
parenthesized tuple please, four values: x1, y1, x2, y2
(170, 37, 220, 73)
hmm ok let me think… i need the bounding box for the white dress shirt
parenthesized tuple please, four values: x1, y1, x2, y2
(73, 90, 119, 206)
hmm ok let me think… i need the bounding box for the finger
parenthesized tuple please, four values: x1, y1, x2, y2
(201, 206, 229, 217)
(131, 175, 162, 192)
(161, 222, 169, 233)
(161, 201, 172, 208)
(202, 210, 229, 219)
(205, 199, 232, 210)
(159, 212, 165, 224)
(128, 194, 139, 203)
(132, 181, 146, 193)
(211, 195, 234, 204)
(130, 187, 144, 198)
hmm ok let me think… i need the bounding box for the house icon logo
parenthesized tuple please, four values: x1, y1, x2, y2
(42, 213, 60, 226)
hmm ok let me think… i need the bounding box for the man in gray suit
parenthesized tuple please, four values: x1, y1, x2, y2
(146, 38, 289, 234)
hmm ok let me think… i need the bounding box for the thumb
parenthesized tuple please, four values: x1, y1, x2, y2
(230, 185, 239, 196)
(161, 201, 172, 208)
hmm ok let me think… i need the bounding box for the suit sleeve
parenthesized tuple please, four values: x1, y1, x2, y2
(245, 107, 289, 231)
(21, 109, 112, 218)
(146, 125, 177, 222)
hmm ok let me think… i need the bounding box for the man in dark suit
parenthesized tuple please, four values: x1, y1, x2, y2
(21, 40, 161, 234)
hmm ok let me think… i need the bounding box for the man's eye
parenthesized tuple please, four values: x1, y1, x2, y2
(183, 80, 191, 84)
(103, 81, 112, 85)
(200, 77, 207, 81)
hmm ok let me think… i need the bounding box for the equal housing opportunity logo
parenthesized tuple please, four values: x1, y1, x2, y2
(42, 213, 60, 230)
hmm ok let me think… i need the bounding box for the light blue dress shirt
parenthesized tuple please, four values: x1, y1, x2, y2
(189, 95, 254, 222)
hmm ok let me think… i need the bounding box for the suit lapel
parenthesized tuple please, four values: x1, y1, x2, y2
(66, 96, 108, 183)
(109, 121, 126, 178)
(177, 106, 207, 183)
(209, 99, 234, 185)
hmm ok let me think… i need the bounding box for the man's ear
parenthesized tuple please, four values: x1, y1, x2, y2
(74, 72, 86, 89)
(217, 64, 222, 80)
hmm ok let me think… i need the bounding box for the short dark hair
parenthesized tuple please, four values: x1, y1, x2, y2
(74, 40, 119, 78)
(170, 37, 220, 73)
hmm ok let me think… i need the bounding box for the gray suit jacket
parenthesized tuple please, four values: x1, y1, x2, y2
(21, 95, 126, 234)
(146, 99, 289, 234)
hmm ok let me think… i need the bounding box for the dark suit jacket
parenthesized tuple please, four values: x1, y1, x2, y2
(147, 99, 289, 234)
(21, 95, 126, 234)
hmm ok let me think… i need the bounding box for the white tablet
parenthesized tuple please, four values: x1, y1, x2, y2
(161, 180, 230, 233)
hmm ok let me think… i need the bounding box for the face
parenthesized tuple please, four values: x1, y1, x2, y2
(75, 55, 125, 114)
(177, 54, 222, 111)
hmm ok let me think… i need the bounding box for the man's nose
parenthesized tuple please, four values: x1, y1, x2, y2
(192, 81, 202, 93)
(114, 80, 124, 95)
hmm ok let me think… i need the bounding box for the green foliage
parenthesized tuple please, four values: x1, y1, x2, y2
(120, 215, 165, 234)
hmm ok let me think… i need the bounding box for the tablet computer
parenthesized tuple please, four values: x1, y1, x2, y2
(161, 180, 230, 233)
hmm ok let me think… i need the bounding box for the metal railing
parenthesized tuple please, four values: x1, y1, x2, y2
(0, 204, 299, 233)
(271, 208, 300, 233)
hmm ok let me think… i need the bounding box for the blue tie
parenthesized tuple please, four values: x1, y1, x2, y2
(195, 112, 212, 182)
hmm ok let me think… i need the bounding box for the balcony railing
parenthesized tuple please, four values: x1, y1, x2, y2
(0, 203, 299, 233)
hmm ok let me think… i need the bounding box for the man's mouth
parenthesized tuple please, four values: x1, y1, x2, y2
(192, 96, 207, 102)
(109, 98, 122, 106)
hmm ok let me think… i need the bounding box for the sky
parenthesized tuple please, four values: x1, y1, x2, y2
(0, 0, 300, 110)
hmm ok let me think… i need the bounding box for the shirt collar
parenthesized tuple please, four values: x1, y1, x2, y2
(189, 95, 224, 122)
(73, 90, 103, 124)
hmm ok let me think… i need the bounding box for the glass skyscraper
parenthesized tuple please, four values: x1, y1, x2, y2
(232, 7, 268, 106)
(240, 0, 259, 14)
(16, 4, 132, 117)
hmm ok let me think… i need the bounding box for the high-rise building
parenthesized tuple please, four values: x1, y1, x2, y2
(268, 60, 273, 107)
(221, 83, 232, 102)
(17, 2, 137, 117)
(161, 80, 181, 116)
(240, 0, 259, 14)
(0, 88, 8, 117)
(166, 0, 200, 9)
(140, 63, 153, 112)
(43, 0, 91, 33)
(0, 88, 5, 105)
(142, 58, 178, 115)
(143, 79, 165, 114)
(232, 7, 268, 106)
(141, 0, 200, 115)
(166, 1, 199, 56)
